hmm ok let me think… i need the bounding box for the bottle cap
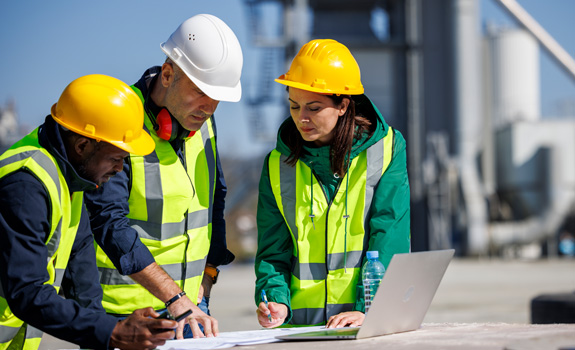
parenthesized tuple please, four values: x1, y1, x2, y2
(366, 251, 379, 259)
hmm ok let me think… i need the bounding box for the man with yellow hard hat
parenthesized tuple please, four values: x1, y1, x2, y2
(0, 74, 177, 350)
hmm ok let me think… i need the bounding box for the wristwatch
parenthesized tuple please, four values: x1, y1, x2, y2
(204, 266, 220, 284)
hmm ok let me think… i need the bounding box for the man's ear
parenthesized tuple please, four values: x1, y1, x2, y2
(160, 62, 175, 87)
(74, 137, 94, 159)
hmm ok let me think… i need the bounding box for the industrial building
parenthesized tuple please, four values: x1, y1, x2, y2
(224, 0, 575, 259)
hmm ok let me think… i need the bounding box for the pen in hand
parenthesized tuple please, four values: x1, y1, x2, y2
(261, 290, 272, 322)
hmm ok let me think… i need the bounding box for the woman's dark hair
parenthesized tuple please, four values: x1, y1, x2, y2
(284, 94, 373, 177)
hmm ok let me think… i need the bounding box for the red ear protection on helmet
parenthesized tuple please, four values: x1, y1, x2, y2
(156, 108, 194, 141)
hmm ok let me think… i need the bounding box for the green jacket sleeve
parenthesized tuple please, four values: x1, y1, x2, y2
(254, 153, 295, 323)
(354, 129, 411, 312)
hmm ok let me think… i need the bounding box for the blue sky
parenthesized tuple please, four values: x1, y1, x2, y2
(0, 0, 573, 158)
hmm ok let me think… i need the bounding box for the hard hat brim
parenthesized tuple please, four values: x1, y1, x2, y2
(275, 77, 364, 95)
(160, 42, 242, 103)
(109, 130, 155, 156)
(189, 72, 242, 103)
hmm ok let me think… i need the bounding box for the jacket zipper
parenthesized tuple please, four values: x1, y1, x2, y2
(310, 166, 344, 323)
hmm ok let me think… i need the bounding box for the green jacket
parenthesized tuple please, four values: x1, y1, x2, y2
(255, 94, 411, 324)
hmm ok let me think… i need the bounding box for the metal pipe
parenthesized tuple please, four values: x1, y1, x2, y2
(494, 0, 575, 82)
(452, 0, 489, 255)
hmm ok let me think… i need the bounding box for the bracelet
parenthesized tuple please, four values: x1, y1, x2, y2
(165, 291, 186, 308)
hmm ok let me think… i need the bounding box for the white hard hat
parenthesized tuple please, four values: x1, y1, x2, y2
(161, 14, 243, 102)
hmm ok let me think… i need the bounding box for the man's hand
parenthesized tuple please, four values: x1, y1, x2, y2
(109, 307, 176, 350)
(129, 263, 219, 339)
(257, 301, 287, 328)
(326, 311, 365, 328)
(168, 294, 219, 339)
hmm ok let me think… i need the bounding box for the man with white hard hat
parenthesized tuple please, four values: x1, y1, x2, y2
(83, 14, 242, 339)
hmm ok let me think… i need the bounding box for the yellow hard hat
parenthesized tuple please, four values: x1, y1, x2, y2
(51, 74, 154, 156)
(275, 39, 364, 95)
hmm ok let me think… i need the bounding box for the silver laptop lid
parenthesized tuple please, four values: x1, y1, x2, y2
(357, 249, 454, 339)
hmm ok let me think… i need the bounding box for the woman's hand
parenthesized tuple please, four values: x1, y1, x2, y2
(257, 301, 288, 328)
(326, 311, 365, 328)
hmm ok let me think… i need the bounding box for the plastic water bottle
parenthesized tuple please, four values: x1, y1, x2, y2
(559, 236, 575, 256)
(362, 251, 385, 314)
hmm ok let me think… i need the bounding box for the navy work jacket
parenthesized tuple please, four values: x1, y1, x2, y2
(0, 116, 118, 348)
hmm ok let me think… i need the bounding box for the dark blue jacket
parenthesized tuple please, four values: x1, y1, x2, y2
(0, 116, 118, 349)
(84, 67, 234, 278)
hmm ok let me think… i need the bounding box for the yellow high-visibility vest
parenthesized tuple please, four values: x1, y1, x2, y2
(95, 87, 216, 314)
(268, 129, 394, 325)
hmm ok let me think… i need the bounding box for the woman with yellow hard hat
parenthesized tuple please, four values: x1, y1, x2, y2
(254, 39, 411, 328)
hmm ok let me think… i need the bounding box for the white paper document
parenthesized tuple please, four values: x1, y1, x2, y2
(156, 326, 326, 350)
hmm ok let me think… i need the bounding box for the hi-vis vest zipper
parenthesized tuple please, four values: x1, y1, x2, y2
(268, 128, 394, 326)
(0, 129, 82, 350)
(94, 87, 217, 314)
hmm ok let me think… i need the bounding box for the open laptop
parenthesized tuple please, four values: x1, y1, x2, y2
(276, 249, 455, 341)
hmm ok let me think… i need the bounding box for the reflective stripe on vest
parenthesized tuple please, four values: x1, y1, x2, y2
(95, 86, 217, 315)
(268, 128, 394, 325)
(0, 326, 42, 350)
(0, 129, 82, 350)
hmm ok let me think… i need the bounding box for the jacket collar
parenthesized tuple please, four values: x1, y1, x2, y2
(135, 66, 186, 151)
(134, 66, 161, 108)
(38, 115, 98, 192)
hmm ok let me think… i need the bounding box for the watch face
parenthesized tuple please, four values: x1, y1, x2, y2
(205, 267, 219, 283)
